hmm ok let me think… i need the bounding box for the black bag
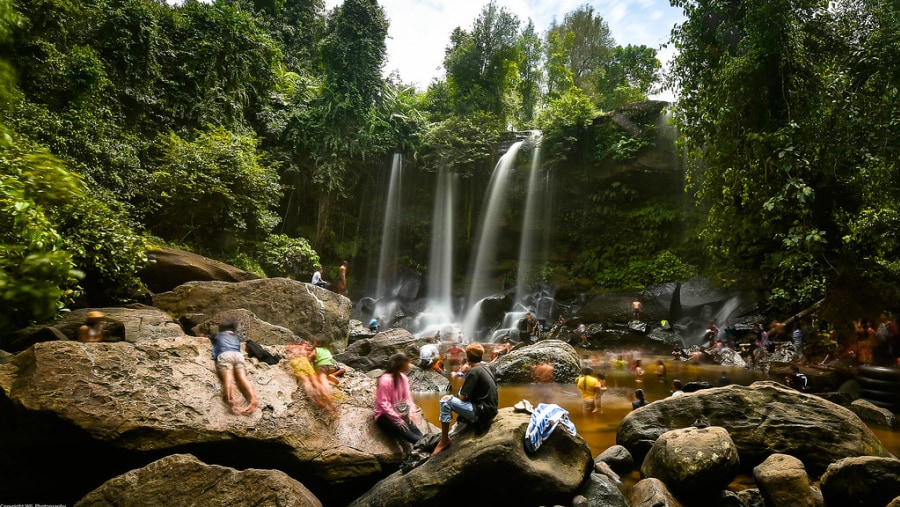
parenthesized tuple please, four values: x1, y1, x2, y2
(246, 339, 282, 365)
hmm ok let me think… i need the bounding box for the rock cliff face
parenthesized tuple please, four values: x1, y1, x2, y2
(152, 278, 351, 349)
(0, 338, 420, 505)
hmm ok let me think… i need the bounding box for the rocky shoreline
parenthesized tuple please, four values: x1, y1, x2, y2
(1, 277, 898, 506)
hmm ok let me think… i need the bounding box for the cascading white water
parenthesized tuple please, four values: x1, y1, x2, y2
(375, 153, 403, 298)
(514, 136, 542, 304)
(418, 168, 457, 331)
(461, 141, 523, 340)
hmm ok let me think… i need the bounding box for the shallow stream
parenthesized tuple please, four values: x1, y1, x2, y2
(412, 349, 900, 465)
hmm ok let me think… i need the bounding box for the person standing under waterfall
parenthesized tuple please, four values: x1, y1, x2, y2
(433, 343, 498, 455)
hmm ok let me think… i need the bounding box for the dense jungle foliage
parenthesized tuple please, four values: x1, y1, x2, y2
(1, 0, 898, 334)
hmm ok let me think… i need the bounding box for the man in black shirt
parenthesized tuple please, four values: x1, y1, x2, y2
(433, 342, 498, 455)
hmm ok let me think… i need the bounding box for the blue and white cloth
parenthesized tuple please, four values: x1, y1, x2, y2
(524, 403, 577, 453)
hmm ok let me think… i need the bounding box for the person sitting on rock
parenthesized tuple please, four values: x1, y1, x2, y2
(368, 318, 380, 333)
(418, 336, 443, 374)
(670, 379, 685, 397)
(210, 319, 260, 415)
(374, 353, 423, 452)
(311, 266, 328, 289)
(313, 337, 345, 384)
(78, 311, 106, 343)
(433, 343, 498, 455)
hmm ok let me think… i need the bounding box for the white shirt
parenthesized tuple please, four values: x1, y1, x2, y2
(311, 270, 323, 284)
(420, 343, 440, 361)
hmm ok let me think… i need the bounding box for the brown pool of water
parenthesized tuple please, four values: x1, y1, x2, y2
(413, 352, 900, 459)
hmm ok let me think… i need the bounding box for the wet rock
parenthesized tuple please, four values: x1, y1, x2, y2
(75, 453, 322, 507)
(347, 408, 593, 507)
(737, 488, 767, 507)
(752, 453, 820, 507)
(850, 398, 899, 430)
(152, 278, 350, 349)
(348, 319, 377, 343)
(140, 246, 259, 294)
(820, 456, 900, 507)
(334, 328, 419, 372)
(406, 366, 450, 393)
(640, 426, 740, 501)
(577, 472, 629, 507)
(491, 340, 581, 384)
(616, 381, 893, 477)
(628, 477, 683, 507)
(595, 444, 634, 476)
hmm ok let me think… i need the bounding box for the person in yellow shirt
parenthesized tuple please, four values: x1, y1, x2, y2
(575, 367, 606, 414)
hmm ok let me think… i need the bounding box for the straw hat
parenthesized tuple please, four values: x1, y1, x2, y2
(86, 311, 105, 320)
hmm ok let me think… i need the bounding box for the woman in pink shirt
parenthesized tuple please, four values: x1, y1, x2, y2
(374, 353, 424, 447)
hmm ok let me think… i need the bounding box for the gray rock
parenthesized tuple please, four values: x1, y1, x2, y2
(75, 453, 322, 507)
(5, 306, 183, 352)
(595, 444, 634, 476)
(577, 472, 629, 507)
(152, 278, 351, 349)
(820, 456, 900, 507)
(191, 308, 300, 346)
(347, 408, 593, 507)
(616, 381, 893, 477)
(335, 328, 419, 372)
(491, 340, 581, 384)
(140, 246, 259, 294)
(850, 398, 899, 430)
(752, 453, 819, 507)
(640, 426, 740, 501)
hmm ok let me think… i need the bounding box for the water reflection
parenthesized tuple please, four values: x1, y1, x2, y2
(413, 351, 900, 458)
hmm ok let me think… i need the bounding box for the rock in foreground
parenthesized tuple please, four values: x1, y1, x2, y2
(349, 408, 593, 507)
(617, 381, 894, 477)
(76, 453, 322, 507)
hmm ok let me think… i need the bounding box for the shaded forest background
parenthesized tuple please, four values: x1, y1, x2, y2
(1, 0, 899, 335)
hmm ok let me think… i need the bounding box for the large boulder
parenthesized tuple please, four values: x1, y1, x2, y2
(347, 408, 593, 507)
(616, 381, 894, 477)
(640, 426, 740, 501)
(75, 453, 322, 507)
(491, 340, 581, 384)
(0, 339, 429, 506)
(140, 246, 260, 294)
(190, 309, 300, 346)
(152, 278, 351, 349)
(3, 306, 182, 352)
(334, 328, 419, 372)
(820, 456, 900, 507)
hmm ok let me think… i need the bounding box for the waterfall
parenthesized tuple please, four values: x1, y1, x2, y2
(514, 137, 542, 304)
(376, 153, 402, 298)
(465, 141, 523, 306)
(421, 168, 457, 328)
